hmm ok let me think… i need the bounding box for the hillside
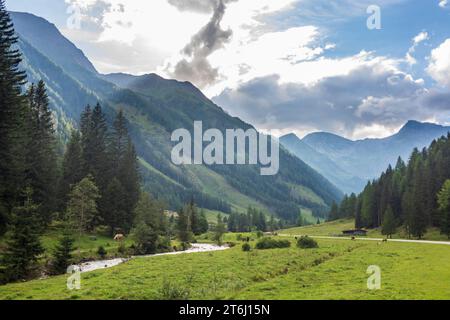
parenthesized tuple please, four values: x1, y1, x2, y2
(11, 11, 342, 221)
(1, 234, 450, 300)
(281, 121, 450, 193)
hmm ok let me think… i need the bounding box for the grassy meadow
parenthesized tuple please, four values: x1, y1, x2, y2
(283, 219, 450, 241)
(1, 224, 450, 300)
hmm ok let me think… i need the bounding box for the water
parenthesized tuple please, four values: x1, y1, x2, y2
(74, 243, 229, 273)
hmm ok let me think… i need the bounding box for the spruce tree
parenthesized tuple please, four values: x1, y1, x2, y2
(381, 206, 396, 238)
(437, 180, 450, 239)
(198, 209, 209, 234)
(103, 178, 127, 235)
(1, 188, 44, 283)
(0, 1, 28, 213)
(26, 80, 57, 224)
(51, 233, 75, 275)
(177, 207, 192, 243)
(328, 202, 339, 221)
(58, 130, 84, 211)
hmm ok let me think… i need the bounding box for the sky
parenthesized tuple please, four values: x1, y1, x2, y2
(6, 0, 450, 139)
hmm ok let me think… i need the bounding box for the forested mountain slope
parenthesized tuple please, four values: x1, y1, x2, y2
(11, 11, 342, 221)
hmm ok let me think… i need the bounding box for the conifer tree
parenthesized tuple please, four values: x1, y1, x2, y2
(437, 180, 450, 239)
(58, 130, 84, 211)
(26, 80, 57, 224)
(177, 207, 192, 243)
(381, 206, 396, 238)
(198, 209, 209, 234)
(51, 233, 75, 275)
(1, 188, 44, 283)
(103, 178, 127, 234)
(117, 138, 140, 228)
(0, 1, 28, 213)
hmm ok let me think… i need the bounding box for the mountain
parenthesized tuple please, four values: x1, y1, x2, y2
(281, 121, 450, 194)
(280, 134, 365, 194)
(11, 11, 342, 221)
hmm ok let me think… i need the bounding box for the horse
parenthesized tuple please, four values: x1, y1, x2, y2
(114, 234, 125, 241)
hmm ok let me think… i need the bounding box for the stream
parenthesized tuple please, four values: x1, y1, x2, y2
(74, 243, 230, 273)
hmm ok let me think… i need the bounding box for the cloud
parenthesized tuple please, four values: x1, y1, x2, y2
(406, 31, 429, 65)
(212, 53, 449, 139)
(439, 0, 448, 8)
(165, 0, 238, 88)
(427, 39, 450, 87)
(167, 0, 230, 14)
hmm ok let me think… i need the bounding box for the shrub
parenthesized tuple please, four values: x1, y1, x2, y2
(297, 236, 319, 249)
(255, 237, 291, 250)
(236, 234, 243, 241)
(97, 246, 107, 258)
(256, 231, 264, 238)
(157, 279, 190, 300)
(226, 241, 236, 248)
(242, 242, 251, 252)
(180, 242, 192, 251)
(117, 241, 126, 255)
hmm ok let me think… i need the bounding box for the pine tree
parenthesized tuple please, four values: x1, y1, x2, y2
(437, 180, 450, 239)
(103, 178, 127, 235)
(51, 233, 74, 275)
(58, 130, 84, 211)
(117, 138, 140, 229)
(0, 1, 28, 213)
(177, 207, 192, 243)
(26, 80, 57, 225)
(109, 110, 128, 172)
(1, 188, 44, 283)
(381, 206, 396, 238)
(187, 199, 202, 235)
(328, 202, 339, 221)
(108, 111, 140, 232)
(198, 209, 209, 234)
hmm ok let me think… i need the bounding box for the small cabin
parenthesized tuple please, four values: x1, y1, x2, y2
(342, 229, 367, 236)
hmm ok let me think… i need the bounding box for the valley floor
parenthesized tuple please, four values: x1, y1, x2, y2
(1, 235, 449, 300)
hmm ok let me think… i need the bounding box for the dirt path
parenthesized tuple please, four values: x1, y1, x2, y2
(279, 234, 450, 246)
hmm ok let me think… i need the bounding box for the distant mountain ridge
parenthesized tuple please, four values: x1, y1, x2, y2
(11, 11, 343, 221)
(281, 121, 450, 194)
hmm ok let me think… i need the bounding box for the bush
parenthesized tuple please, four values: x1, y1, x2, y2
(157, 279, 190, 300)
(236, 234, 243, 241)
(255, 237, 291, 250)
(256, 231, 264, 238)
(297, 236, 319, 249)
(223, 241, 235, 248)
(180, 242, 192, 251)
(117, 241, 127, 255)
(97, 246, 107, 258)
(242, 242, 251, 252)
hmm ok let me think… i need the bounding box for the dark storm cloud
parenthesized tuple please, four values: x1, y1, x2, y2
(167, 0, 237, 88)
(213, 66, 450, 137)
(167, 0, 219, 13)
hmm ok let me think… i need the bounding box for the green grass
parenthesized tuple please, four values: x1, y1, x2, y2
(1, 235, 450, 300)
(281, 219, 355, 236)
(282, 218, 450, 241)
(0, 223, 134, 262)
(202, 209, 228, 224)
